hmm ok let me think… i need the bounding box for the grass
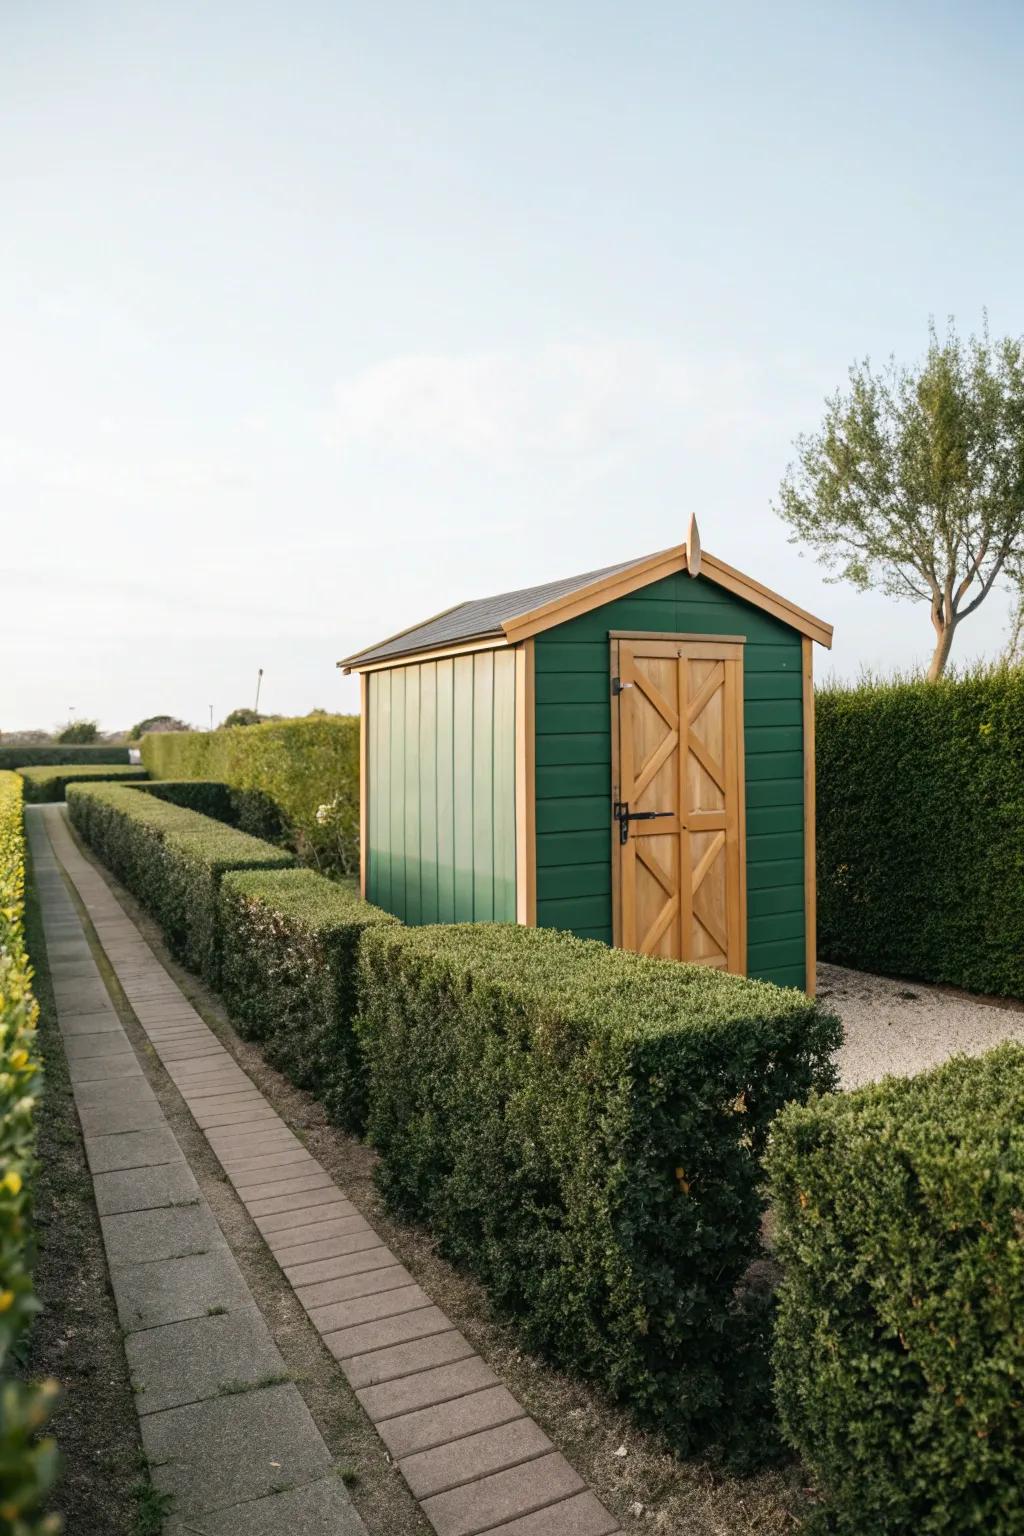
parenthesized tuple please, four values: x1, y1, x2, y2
(132, 1481, 174, 1536)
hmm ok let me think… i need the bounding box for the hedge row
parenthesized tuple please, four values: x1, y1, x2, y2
(358, 923, 841, 1461)
(0, 745, 128, 769)
(66, 782, 294, 984)
(140, 715, 359, 876)
(0, 773, 60, 1530)
(817, 665, 1024, 996)
(17, 765, 148, 803)
(769, 1044, 1024, 1533)
(219, 869, 397, 1129)
(135, 778, 286, 843)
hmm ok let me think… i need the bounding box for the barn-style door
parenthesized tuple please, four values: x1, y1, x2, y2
(612, 635, 746, 972)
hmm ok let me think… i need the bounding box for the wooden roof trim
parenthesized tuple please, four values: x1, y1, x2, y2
(342, 634, 511, 675)
(501, 543, 833, 649)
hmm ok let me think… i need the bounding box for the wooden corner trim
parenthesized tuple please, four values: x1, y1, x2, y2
(802, 636, 816, 996)
(359, 673, 368, 900)
(515, 640, 537, 925)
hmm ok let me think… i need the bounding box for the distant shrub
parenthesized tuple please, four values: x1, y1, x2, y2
(66, 782, 294, 984)
(0, 772, 60, 1530)
(219, 868, 397, 1129)
(0, 745, 129, 770)
(358, 922, 840, 1463)
(17, 764, 147, 804)
(142, 715, 359, 877)
(56, 720, 99, 744)
(769, 1044, 1024, 1534)
(817, 665, 1024, 996)
(129, 715, 191, 741)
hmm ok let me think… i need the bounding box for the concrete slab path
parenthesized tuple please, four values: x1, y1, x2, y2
(32, 806, 622, 1536)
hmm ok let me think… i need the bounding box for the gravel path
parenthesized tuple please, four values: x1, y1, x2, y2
(819, 962, 1024, 1090)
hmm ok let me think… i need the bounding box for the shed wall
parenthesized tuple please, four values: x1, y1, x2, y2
(367, 652, 517, 923)
(533, 571, 807, 988)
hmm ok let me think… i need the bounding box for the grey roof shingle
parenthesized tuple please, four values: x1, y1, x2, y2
(340, 555, 650, 667)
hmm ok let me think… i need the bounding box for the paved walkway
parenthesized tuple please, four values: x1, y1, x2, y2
(33, 807, 621, 1536)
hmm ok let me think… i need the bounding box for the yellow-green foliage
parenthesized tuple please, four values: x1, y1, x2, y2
(0, 773, 60, 1533)
(141, 716, 359, 876)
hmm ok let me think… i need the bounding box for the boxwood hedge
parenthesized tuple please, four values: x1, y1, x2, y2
(0, 772, 60, 1529)
(0, 744, 128, 769)
(358, 922, 841, 1461)
(66, 781, 294, 983)
(135, 778, 286, 842)
(219, 868, 398, 1128)
(817, 665, 1024, 996)
(768, 1044, 1024, 1534)
(17, 764, 148, 803)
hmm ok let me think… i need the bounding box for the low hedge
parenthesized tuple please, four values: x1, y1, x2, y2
(141, 715, 359, 876)
(135, 778, 286, 842)
(0, 772, 60, 1529)
(17, 764, 147, 803)
(219, 869, 398, 1128)
(0, 745, 128, 770)
(358, 923, 841, 1462)
(817, 665, 1024, 996)
(66, 782, 294, 984)
(768, 1044, 1024, 1534)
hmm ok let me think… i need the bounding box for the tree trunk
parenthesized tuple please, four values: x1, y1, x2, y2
(927, 621, 957, 680)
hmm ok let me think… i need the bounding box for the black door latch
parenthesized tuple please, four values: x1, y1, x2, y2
(613, 801, 672, 844)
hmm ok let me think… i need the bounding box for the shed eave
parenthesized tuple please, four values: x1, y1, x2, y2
(338, 630, 510, 674)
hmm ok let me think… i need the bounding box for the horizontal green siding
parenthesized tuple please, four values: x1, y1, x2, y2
(533, 570, 808, 987)
(368, 652, 517, 924)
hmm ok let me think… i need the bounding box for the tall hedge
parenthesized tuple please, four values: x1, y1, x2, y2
(768, 1043, 1024, 1534)
(0, 745, 128, 770)
(358, 922, 841, 1463)
(141, 716, 359, 875)
(17, 765, 147, 804)
(816, 665, 1024, 996)
(0, 773, 60, 1531)
(66, 782, 294, 984)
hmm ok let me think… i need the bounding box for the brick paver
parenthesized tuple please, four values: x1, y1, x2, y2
(34, 805, 622, 1536)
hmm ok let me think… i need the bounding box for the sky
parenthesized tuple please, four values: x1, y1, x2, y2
(3, 1, 1023, 732)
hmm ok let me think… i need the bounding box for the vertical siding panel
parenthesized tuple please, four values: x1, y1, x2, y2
(452, 655, 475, 919)
(419, 661, 438, 923)
(404, 668, 421, 924)
(389, 668, 406, 920)
(492, 650, 516, 922)
(435, 659, 455, 921)
(473, 653, 495, 920)
(368, 673, 382, 909)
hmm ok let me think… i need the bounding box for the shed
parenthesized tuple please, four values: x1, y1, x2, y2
(339, 522, 832, 992)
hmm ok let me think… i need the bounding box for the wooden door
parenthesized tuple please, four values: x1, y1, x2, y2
(612, 635, 746, 972)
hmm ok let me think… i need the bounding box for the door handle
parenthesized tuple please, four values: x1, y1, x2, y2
(613, 802, 672, 844)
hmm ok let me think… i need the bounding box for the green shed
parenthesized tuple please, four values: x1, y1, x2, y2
(340, 523, 832, 992)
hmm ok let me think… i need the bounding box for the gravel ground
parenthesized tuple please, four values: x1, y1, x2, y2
(820, 962, 1024, 1089)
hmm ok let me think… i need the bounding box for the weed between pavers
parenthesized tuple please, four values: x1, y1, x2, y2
(217, 1371, 292, 1396)
(133, 1479, 174, 1536)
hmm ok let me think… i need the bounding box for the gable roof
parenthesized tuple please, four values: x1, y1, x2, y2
(339, 541, 832, 671)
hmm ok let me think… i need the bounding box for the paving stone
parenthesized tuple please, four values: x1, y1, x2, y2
(234, 1171, 335, 1203)
(482, 1492, 621, 1536)
(176, 1078, 256, 1101)
(77, 1096, 167, 1136)
(357, 1356, 500, 1425)
(59, 1012, 125, 1035)
(69, 1053, 143, 1083)
(253, 1194, 358, 1232)
(308, 1283, 431, 1337)
(264, 1214, 371, 1255)
(277, 1228, 392, 1275)
(283, 1244, 395, 1289)
(72, 1076, 158, 1109)
(296, 1263, 412, 1312)
(420, 1452, 585, 1536)
(54, 982, 112, 1014)
(341, 1328, 477, 1391)
(142, 1383, 332, 1518)
(381, 1385, 524, 1461)
(192, 1104, 281, 1131)
(165, 1475, 368, 1535)
(64, 1031, 134, 1060)
(401, 1416, 551, 1499)
(93, 1161, 201, 1216)
(103, 1203, 224, 1266)
(220, 1149, 318, 1180)
(246, 1185, 352, 1219)
(323, 1304, 450, 1362)
(111, 1248, 254, 1332)
(85, 1127, 185, 1173)
(208, 1129, 301, 1157)
(125, 1306, 287, 1414)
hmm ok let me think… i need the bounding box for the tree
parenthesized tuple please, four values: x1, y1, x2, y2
(220, 708, 261, 728)
(128, 715, 190, 741)
(57, 719, 99, 743)
(777, 319, 1024, 679)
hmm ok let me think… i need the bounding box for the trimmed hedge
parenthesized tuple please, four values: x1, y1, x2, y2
(817, 666, 1024, 996)
(141, 715, 359, 875)
(135, 778, 286, 842)
(0, 744, 128, 769)
(768, 1044, 1024, 1534)
(17, 764, 147, 803)
(358, 922, 841, 1461)
(219, 869, 398, 1128)
(66, 782, 294, 984)
(0, 773, 60, 1530)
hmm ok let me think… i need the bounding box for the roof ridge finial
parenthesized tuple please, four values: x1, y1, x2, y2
(685, 513, 702, 577)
